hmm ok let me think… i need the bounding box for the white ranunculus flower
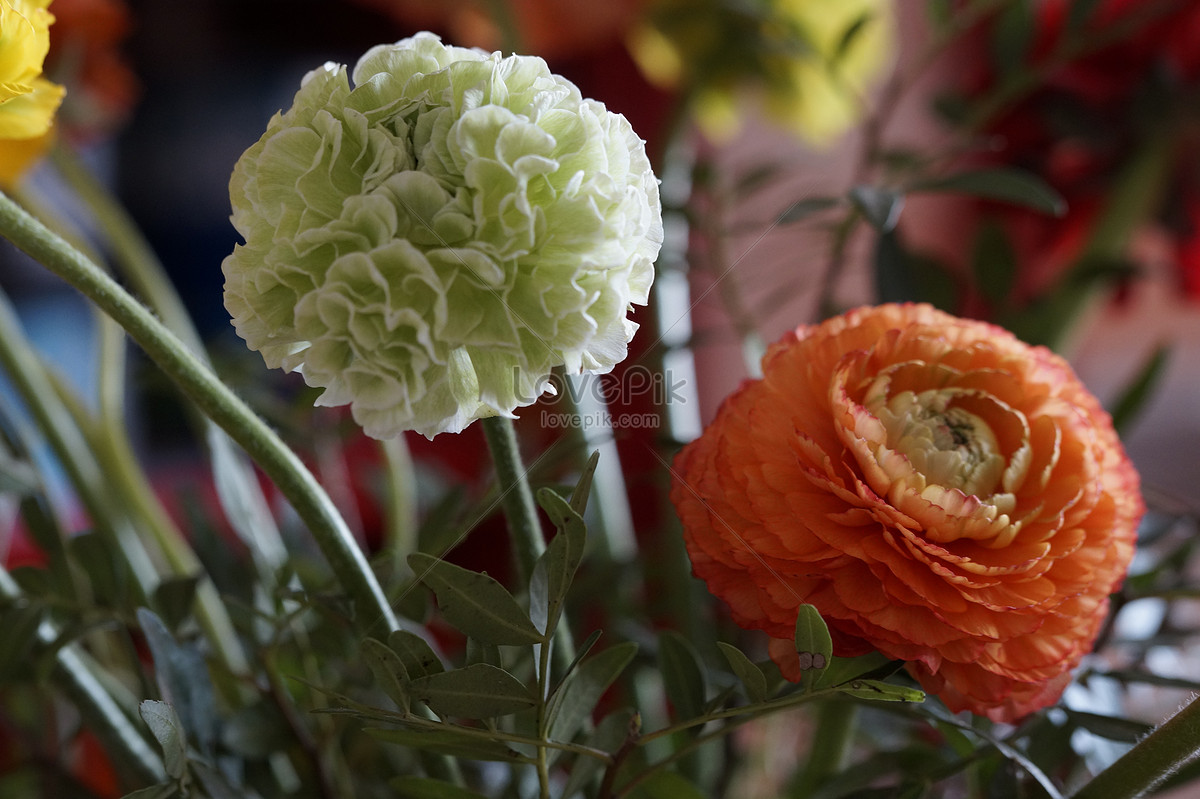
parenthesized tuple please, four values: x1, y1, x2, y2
(223, 33, 662, 437)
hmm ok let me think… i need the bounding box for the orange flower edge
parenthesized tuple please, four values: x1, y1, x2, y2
(671, 303, 1143, 722)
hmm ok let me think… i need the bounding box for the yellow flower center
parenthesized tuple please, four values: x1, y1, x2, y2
(874, 390, 1005, 498)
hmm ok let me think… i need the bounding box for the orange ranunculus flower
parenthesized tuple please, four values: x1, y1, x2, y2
(671, 304, 1143, 722)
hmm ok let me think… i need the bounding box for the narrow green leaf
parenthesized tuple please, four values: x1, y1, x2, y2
(1065, 709, 1154, 744)
(137, 608, 219, 756)
(388, 629, 445, 680)
(1066, 0, 1106, 32)
(794, 604, 833, 678)
(119, 784, 180, 799)
(532, 488, 587, 637)
(390, 776, 490, 799)
(408, 553, 544, 646)
(408, 663, 537, 719)
(465, 638, 502, 669)
(814, 651, 897, 690)
(909, 168, 1066, 216)
(777, 196, 842, 225)
(0, 603, 44, 679)
(971, 219, 1017, 308)
(0, 449, 38, 496)
(139, 700, 187, 780)
(547, 642, 638, 743)
(849, 185, 905, 232)
(70, 532, 129, 608)
(1109, 345, 1169, 434)
(152, 575, 201, 632)
(925, 0, 953, 29)
(191, 761, 243, 799)
(562, 709, 637, 798)
(991, 0, 1035, 75)
(658, 631, 706, 723)
(628, 771, 708, 799)
(833, 11, 873, 62)
(569, 450, 601, 516)
(366, 726, 530, 763)
(537, 488, 586, 540)
(361, 637, 411, 712)
(716, 643, 768, 703)
(836, 679, 925, 703)
(873, 230, 959, 309)
(1086, 668, 1200, 692)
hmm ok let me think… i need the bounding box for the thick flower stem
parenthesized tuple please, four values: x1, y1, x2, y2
(0, 189, 399, 635)
(481, 415, 545, 584)
(1071, 695, 1200, 799)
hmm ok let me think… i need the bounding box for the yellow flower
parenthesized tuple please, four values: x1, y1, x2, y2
(630, 0, 893, 144)
(0, 0, 65, 182)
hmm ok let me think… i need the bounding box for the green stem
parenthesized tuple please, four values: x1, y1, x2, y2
(0, 189, 399, 635)
(50, 144, 290, 576)
(789, 699, 858, 796)
(0, 286, 160, 595)
(1071, 695, 1200, 799)
(480, 416, 544, 585)
(0, 565, 166, 788)
(380, 434, 419, 578)
(92, 311, 253, 690)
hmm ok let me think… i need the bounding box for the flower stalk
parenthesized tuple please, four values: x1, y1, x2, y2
(0, 189, 399, 634)
(480, 415, 544, 585)
(1071, 695, 1200, 799)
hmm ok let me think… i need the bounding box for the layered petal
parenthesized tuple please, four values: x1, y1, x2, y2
(671, 303, 1143, 722)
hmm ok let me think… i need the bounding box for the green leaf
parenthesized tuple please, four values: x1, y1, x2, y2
(836, 679, 925, 703)
(971, 219, 1017, 307)
(191, 760, 246, 799)
(716, 642, 768, 703)
(1066, 0, 1106, 32)
(407, 553, 544, 646)
(547, 642, 638, 743)
(70, 532, 130, 608)
(777, 197, 842, 225)
(794, 604, 833, 677)
(628, 771, 708, 799)
(361, 637, 411, 712)
(366, 726, 530, 763)
(152, 575, 201, 632)
(658, 631, 706, 723)
(850, 185, 905, 232)
(569, 450, 601, 516)
(408, 663, 537, 719)
(909, 168, 1066, 216)
(1065, 709, 1154, 744)
(0, 448, 38, 496)
(390, 776, 490, 799)
(0, 603, 44, 679)
(814, 651, 898, 690)
(136, 608, 219, 756)
(139, 700, 187, 780)
(532, 488, 587, 637)
(119, 784, 181, 799)
(833, 10, 874, 62)
(991, 0, 1035, 75)
(1109, 344, 1169, 434)
(388, 629, 445, 680)
(562, 709, 637, 798)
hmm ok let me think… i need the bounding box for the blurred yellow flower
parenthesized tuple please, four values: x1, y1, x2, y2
(0, 0, 65, 183)
(630, 0, 893, 143)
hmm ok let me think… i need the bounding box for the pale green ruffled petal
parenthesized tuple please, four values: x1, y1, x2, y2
(224, 32, 663, 438)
